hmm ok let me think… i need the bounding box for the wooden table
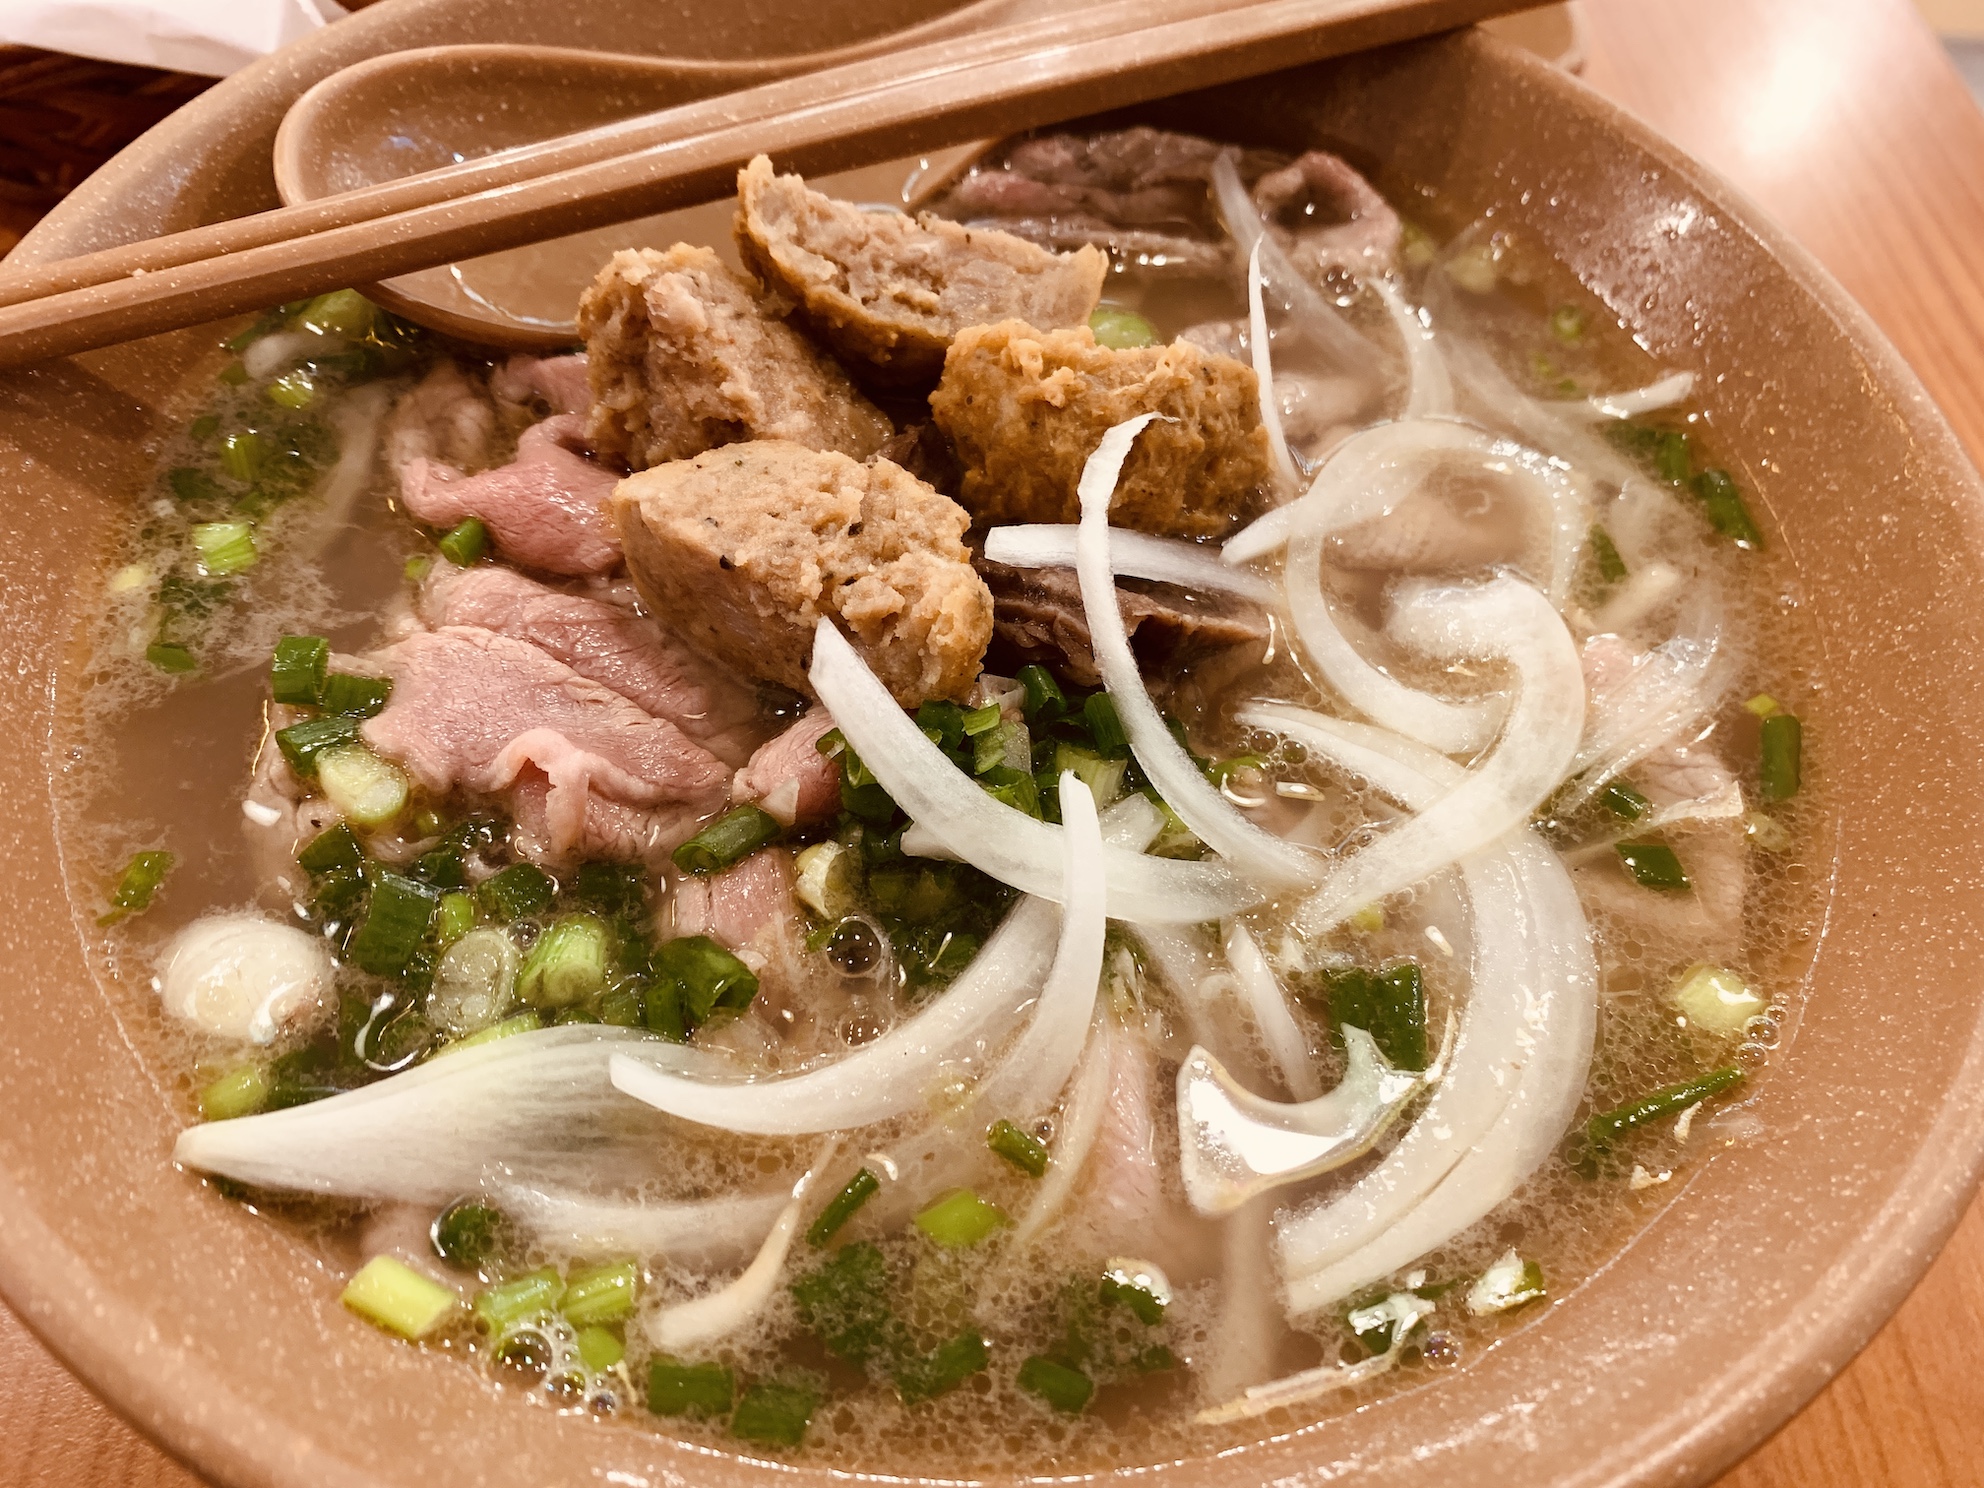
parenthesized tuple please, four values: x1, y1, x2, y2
(7, 0, 1984, 1481)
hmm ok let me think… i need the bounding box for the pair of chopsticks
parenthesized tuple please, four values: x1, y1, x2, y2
(0, 0, 1530, 370)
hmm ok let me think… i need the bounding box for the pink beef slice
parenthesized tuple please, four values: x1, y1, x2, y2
(398, 414, 621, 577)
(417, 564, 769, 766)
(733, 709, 841, 826)
(360, 626, 728, 863)
(671, 848, 795, 952)
(490, 353, 592, 417)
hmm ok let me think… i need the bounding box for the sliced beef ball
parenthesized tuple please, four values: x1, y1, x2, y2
(359, 626, 728, 864)
(578, 243, 892, 470)
(978, 558, 1267, 689)
(930, 319, 1271, 538)
(734, 154, 1106, 388)
(416, 564, 770, 766)
(611, 440, 992, 707)
(397, 414, 621, 577)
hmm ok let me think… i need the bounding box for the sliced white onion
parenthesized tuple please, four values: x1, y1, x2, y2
(490, 1183, 789, 1268)
(1075, 417, 1320, 891)
(1567, 370, 1698, 423)
(646, 1140, 838, 1352)
(610, 897, 1057, 1136)
(1011, 1019, 1113, 1245)
(1561, 618, 1731, 811)
(1209, 149, 1370, 368)
(1247, 237, 1306, 495)
(174, 1026, 719, 1201)
(1589, 559, 1685, 632)
(1369, 276, 1454, 420)
(982, 524, 1279, 605)
(1222, 921, 1320, 1100)
(809, 619, 1256, 922)
(1176, 1027, 1427, 1216)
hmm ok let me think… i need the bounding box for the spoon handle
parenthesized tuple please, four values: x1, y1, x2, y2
(0, 0, 1532, 369)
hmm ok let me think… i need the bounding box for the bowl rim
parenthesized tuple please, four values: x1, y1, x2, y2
(6, 11, 1984, 1488)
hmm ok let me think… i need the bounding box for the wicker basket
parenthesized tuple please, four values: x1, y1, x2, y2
(0, 46, 211, 252)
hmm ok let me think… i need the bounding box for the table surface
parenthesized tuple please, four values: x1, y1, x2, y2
(10, 0, 1984, 1482)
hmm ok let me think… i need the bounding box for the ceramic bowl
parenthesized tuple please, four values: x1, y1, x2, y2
(4, 3, 1983, 1486)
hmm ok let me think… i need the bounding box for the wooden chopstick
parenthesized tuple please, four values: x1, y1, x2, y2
(0, 0, 1531, 369)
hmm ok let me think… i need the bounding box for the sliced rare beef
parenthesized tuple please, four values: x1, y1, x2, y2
(670, 847, 796, 951)
(733, 154, 1107, 389)
(732, 708, 841, 827)
(978, 557, 1268, 689)
(611, 439, 993, 707)
(397, 413, 621, 577)
(416, 564, 770, 767)
(360, 626, 728, 865)
(578, 243, 893, 471)
(930, 319, 1271, 538)
(1253, 149, 1402, 275)
(489, 352, 592, 418)
(384, 360, 499, 474)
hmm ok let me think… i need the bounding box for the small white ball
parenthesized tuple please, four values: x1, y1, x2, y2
(158, 913, 334, 1045)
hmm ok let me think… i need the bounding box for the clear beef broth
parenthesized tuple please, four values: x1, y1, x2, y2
(53, 134, 1828, 1473)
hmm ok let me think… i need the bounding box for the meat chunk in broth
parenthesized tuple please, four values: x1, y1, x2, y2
(734, 154, 1107, 388)
(930, 319, 1271, 536)
(611, 440, 992, 705)
(579, 243, 892, 469)
(733, 708, 842, 827)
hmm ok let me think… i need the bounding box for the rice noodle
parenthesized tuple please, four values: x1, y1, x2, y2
(1075, 416, 1321, 890)
(1369, 276, 1454, 420)
(809, 619, 1256, 922)
(981, 524, 1279, 604)
(1260, 577, 1584, 936)
(172, 1026, 719, 1202)
(1247, 238, 1306, 495)
(610, 897, 1056, 1135)
(646, 1140, 839, 1352)
(1221, 921, 1320, 1100)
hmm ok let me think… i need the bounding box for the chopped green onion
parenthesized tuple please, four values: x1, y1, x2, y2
(432, 1199, 505, 1271)
(793, 840, 862, 919)
(560, 1259, 638, 1326)
(472, 1266, 563, 1331)
(1318, 963, 1427, 1071)
(916, 699, 967, 749)
(730, 1379, 819, 1447)
(1051, 742, 1127, 809)
(1549, 304, 1586, 343)
(598, 987, 644, 1027)
(1207, 752, 1266, 787)
(961, 701, 1004, 737)
(1615, 840, 1690, 892)
(516, 914, 608, 1008)
(1745, 809, 1794, 853)
(476, 863, 555, 921)
(446, 1010, 541, 1052)
(297, 821, 362, 874)
(191, 520, 257, 576)
(672, 804, 782, 875)
(893, 1329, 990, 1403)
(1599, 781, 1650, 821)
(342, 1255, 458, 1340)
(987, 1119, 1049, 1178)
(1672, 963, 1767, 1035)
(435, 891, 476, 947)
(1467, 1250, 1546, 1315)
(1084, 692, 1129, 757)
(1589, 524, 1628, 583)
(1017, 664, 1066, 719)
(317, 743, 409, 828)
(167, 466, 222, 503)
(1654, 429, 1691, 484)
(1759, 712, 1801, 802)
(266, 369, 317, 409)
(437, 517, 488, 567)
(270, 634, 328, 705)
(978, 764, 1041, 817)
(1691, 468, 1763, 548)
(1017, 1355, 1093, 1414)
(348, 872, 440, 975)
(299, 288, 378, 339)
(807, 1168, 880, 1246)
(145, 641, 197, 674)
(1744, 692, 1780, 717)
(188, 414, 219, 441)
(1586, 1065, 1746, 1151)
(1088, 305, 1157, 349)
(198, 1064, 268, 1121)
(1144, 792, 1202, 859)
(648, 1355, 735, 1418)
(575, 1325, 625, 1372)
(320, 672, 393, 718)
(100, 849, 173, 925)
(217, 360, 248, 386)
(651, 935, 760, 1027)
(219, 430, 264, 480)
(913, 1188, 1008, 1249)
(973, 719, 1024, 775)
(1099, 1261, 1169, 1325)
(275, 715, 358, 777)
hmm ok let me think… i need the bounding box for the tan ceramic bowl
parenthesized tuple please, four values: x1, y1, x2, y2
(5, 3, 1983, 1485)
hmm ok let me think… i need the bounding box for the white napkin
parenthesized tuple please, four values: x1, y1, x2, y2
(0, 0, 347, 76)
